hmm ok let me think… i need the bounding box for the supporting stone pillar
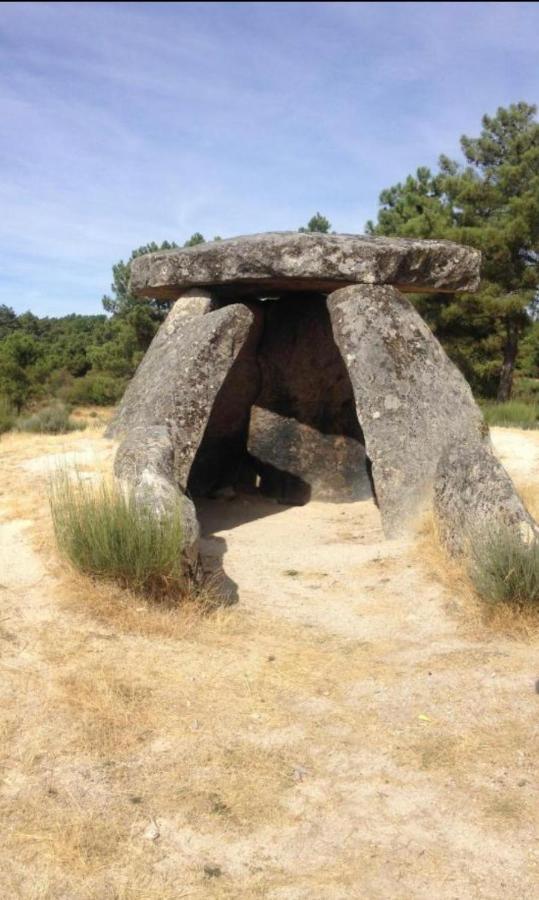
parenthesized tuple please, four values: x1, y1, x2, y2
(106, 291, 263, 570)
(327, 284, 537, 551)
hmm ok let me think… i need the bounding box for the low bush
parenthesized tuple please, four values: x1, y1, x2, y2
(468, 524, 539, 607)
(17, 403, 85, 435)
(66, 372, 126, 406)
(480, 400, 538, 429)
(0, 396, 15, 434)
(513, 377, 539, 405)
(49, 472, 184, 597)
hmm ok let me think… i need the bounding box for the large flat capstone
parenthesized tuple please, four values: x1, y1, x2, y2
(129, 232, 481, 299)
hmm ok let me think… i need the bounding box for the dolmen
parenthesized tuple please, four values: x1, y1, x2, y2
(106, 232, 538, 571)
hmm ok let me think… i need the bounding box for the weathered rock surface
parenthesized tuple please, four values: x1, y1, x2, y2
(255, 295, 363, 440)
(327, 283, 535, 542)
(248, 406, 371, 502)
(434, 443, 539, 555)
(107, 300, 259, 489)
(106, 288, 216, 440)
(129, 232, 481, 300)
(186, 303, 263, 496)
(114, 425, 200, 570)
(108, 297, 261, 566)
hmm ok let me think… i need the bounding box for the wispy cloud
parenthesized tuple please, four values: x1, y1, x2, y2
(1, 1, 538, 314)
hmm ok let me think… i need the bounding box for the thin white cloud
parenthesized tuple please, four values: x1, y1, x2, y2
(0, 1, 537, 314)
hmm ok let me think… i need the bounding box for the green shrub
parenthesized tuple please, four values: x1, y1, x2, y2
(480, 400, 538, 429)
(17, 402, 86, 435)
(66, 372, 126, 406)
(0, 396, 15, 434)
(49, 472, 184, 597)
(468, 525, 539, 607)
(513, 377, 539, 404)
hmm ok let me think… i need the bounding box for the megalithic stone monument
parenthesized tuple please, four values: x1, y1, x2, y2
(106, 232, 538, 571)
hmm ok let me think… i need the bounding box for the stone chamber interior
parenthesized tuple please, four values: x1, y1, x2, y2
(186, 292, 375, 507)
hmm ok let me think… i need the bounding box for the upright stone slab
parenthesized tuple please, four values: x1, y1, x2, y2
(108, 299, 260, 487)
(185, 302, 263, 497)
(327, 283, 536, 546)
(106, 288, 216, 441)
(107, 295, 262, 568)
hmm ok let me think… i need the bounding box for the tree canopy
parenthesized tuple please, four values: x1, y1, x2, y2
(299, 213, 332, 234)
(367, 102, 539, 399)
(102, 241, 179, 318)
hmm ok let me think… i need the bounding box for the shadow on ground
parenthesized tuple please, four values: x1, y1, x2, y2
(196, 493, 294, 604)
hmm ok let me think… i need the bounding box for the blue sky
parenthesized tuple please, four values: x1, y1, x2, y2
(1, 1, 538, 316)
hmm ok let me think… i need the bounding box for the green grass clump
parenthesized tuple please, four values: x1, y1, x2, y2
(513, 377, 539, 405)
(0, 396, 16, 435)
(468, 524, 539, 607)
(50, 472, 184, 597)
(18, 402, 86, 435)
(480, 400, 538, 429)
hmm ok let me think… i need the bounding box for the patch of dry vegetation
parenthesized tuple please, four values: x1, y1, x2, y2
(413, 502, 539, 638)
(1, 423, 538, 897)
(468, 525, 539, 607)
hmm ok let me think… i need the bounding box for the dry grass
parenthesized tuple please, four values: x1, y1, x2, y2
(70, 405, 115, 428)
(400, 717, 529, 773)
(412, 510, 539, 639)
(55, 567, 225, 641)
(516, 478, 539, 520)
(481, 792, 527, 825)
(1, 423, 538, 898)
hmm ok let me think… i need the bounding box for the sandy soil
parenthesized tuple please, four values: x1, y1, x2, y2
(0, 424, 538, 898)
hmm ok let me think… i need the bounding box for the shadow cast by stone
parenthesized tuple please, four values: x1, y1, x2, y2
(196, 493, 297, 604)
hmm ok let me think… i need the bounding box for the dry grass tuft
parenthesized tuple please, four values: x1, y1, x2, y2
(401, 719, 527, 774)
(55, 565, 226, 641)
(5, 798, 126, 872)
(516, 479, 539, 520)
(411, 513, 473, 605)
(481, 793, 526, 825)
(70, 405, 115, 429)
(412, 508, 539, 639)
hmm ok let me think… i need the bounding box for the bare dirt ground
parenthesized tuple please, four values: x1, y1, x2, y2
(0, 419, 538, 899)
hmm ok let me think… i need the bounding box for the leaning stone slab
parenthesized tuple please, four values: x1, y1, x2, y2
(434, 443, 539, 555)
(106, 288, 216, 441)
(327, 284, 536, 546)
(248, 406, 371, 502)
(107, 300, 259, 488)
(114, 424, 200, 572)
(129, 232, 481, 300)
(107, 298, 261, 568)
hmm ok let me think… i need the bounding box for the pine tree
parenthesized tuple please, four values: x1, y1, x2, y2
(102, 241, 179, 320)
(367, 103, 539, 399)
(299, 213, 332, 234)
